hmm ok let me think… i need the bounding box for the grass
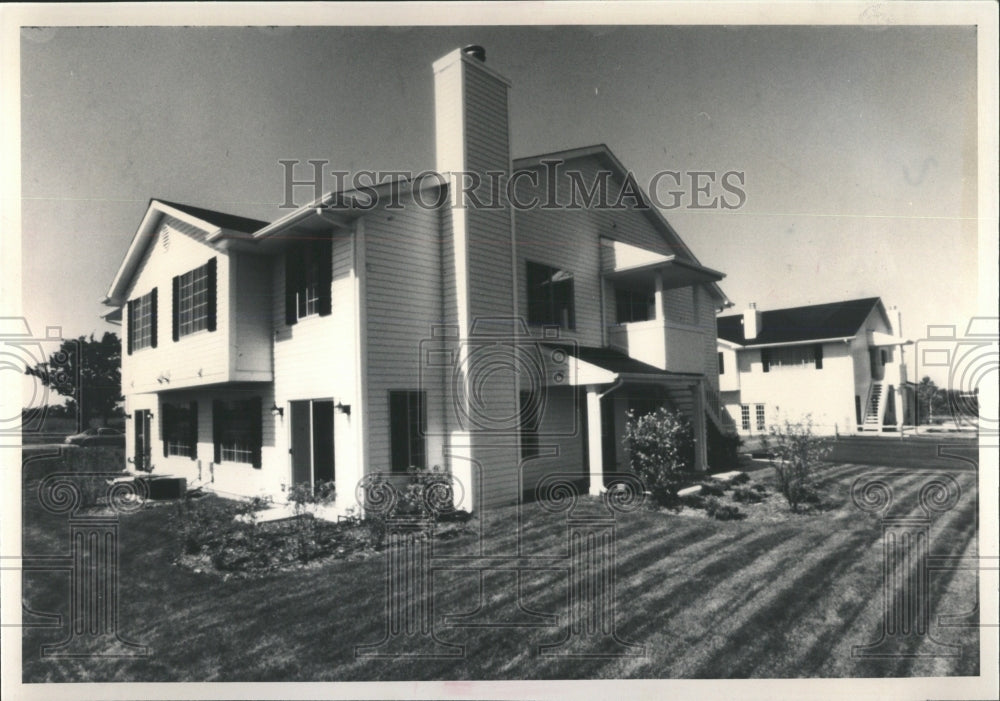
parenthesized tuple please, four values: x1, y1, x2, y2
(21, 448, 980, 681)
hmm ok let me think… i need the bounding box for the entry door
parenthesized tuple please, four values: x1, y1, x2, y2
(289, 400, 335, 489)
(134, 410, 151, 472)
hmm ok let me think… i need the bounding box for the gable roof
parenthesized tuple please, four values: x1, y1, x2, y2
(155, 199, 267, 234)
(103, 199, 265, 306)
(717, 297, 886, 347)
(514, 144, 731, 309)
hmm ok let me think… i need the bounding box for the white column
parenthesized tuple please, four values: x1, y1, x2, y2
(586, 385, 604, 496)
(654, 272, 665, 321)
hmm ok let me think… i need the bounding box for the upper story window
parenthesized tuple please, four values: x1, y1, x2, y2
(126, 288, 157, 354)
(761, 344, 823, 372)
(526, 261, 575, 330)
(285, 237, 332, 325)
(615, 285, 655, 324)
(172, 258, 217, 341)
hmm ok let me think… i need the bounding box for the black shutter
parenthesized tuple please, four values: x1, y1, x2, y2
(761, 349, 771, 373)
(172, 275, 180, 342)
(206, 258, 217, 332)
(150, 288, 158, 348)
(212, 400, 223, 463)
(250, 396, 262, 469)
(285, 246, 300, 326)
(814, 344, 823, 370)
(317, 237, 333, 317)
(126, 300, 134, 355)
(162, 403, 172, 457)
(189, 400, 198, 460)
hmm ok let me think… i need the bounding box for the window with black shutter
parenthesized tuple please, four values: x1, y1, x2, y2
(761, 348, 771, 373)
(814, 344, 823, 370)
(285, 236, 332, 325)
(212, 397, 262, 467)
(172, 258, 217, 339)
(126, 288, 157, 353)
(162, 401, 196, 458)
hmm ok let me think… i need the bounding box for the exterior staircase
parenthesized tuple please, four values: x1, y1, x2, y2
(862, 381, 884, 431)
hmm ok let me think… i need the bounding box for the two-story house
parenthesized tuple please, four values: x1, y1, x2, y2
(102, 46, 732, 513)
(717, 297, 912, 436)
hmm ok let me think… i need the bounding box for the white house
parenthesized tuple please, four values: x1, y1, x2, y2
(717, 298, 911, 436)
(102, 46, 733, 513)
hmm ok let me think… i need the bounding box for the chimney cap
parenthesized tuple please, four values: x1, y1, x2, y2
(462, 45, 486, 62)
(749, 302, 757, 309)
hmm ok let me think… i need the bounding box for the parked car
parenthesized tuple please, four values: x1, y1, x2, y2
(64, 427, 125, 447)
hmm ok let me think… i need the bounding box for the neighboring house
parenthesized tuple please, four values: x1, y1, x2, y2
(717, 297, 911, 436)
(102, 46, 732, 513)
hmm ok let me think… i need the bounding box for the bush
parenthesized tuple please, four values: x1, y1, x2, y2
(286, 481, 335, 562)
(623, 407, 695, 508)
(698, 480, 726, 497)
(706, 417, 742, 470)
(732, 485, 764, 504)
(730, 472, 751, 486)
(704, 497, 745, 521)
(760, 418, 832, 512)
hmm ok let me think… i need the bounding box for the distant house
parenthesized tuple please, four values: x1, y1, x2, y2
(102, 46, 732, 512)
(717, 297, 911, 435)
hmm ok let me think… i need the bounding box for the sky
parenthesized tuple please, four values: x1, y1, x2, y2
(14, 23, 985, 387)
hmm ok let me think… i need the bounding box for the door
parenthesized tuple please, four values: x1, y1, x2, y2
(289, 399, 335, 490)
(133, 409, 151, 472)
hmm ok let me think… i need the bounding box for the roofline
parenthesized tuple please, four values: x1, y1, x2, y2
(727, 336, 856, 350)
(717, 296, 884, 320)
(104, 199, 234, 306)
(252, 177, 446, 240)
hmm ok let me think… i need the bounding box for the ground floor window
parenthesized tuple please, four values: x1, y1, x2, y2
(389, 390, 426, 473)
(161, 401, 197, 459)
(755, 403, 766, 431)
(213, 397, 262, 467)
(740, 404, 751, 431)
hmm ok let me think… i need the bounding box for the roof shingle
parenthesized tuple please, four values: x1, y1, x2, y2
(717, 297, 883, 346)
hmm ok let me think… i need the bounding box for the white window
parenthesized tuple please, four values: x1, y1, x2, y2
(177, 264, 210, 337)
(741, 405, 751, 431)
(755, 404, 766, 431)
(128, 290, 156, 352)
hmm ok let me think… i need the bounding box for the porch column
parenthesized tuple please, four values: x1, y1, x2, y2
(586, 385, 604, 496)
(692, 382, 708, 472)
(654, 272, 665, 321)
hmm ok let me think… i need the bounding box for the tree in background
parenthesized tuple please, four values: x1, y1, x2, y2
(915, 376, 949, 425)
(25, 332, 122, 426)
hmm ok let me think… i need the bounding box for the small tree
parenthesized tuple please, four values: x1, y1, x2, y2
(761, 418, 831, 512)
(25, 332, 122, 426)
(622, 407, 695, 508)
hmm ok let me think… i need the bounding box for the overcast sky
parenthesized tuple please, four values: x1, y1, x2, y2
(17, 24, 981, 384)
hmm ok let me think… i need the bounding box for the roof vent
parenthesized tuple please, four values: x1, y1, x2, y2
(462, 45, 486, 63)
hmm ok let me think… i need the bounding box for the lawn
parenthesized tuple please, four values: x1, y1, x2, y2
(21, 447, 980, 681)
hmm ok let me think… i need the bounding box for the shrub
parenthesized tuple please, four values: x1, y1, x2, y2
(680, 493, 706, 510)
(698, 480, 726, 497)
(760, 418, 832, 512)
(623, 407, 695, 508)
(286, 481, 335, 562)
(704, 497, 745, 521)
(706, 418, 742, 470)
(730, 472, 751, 486)
(732, 485, 764, 504)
